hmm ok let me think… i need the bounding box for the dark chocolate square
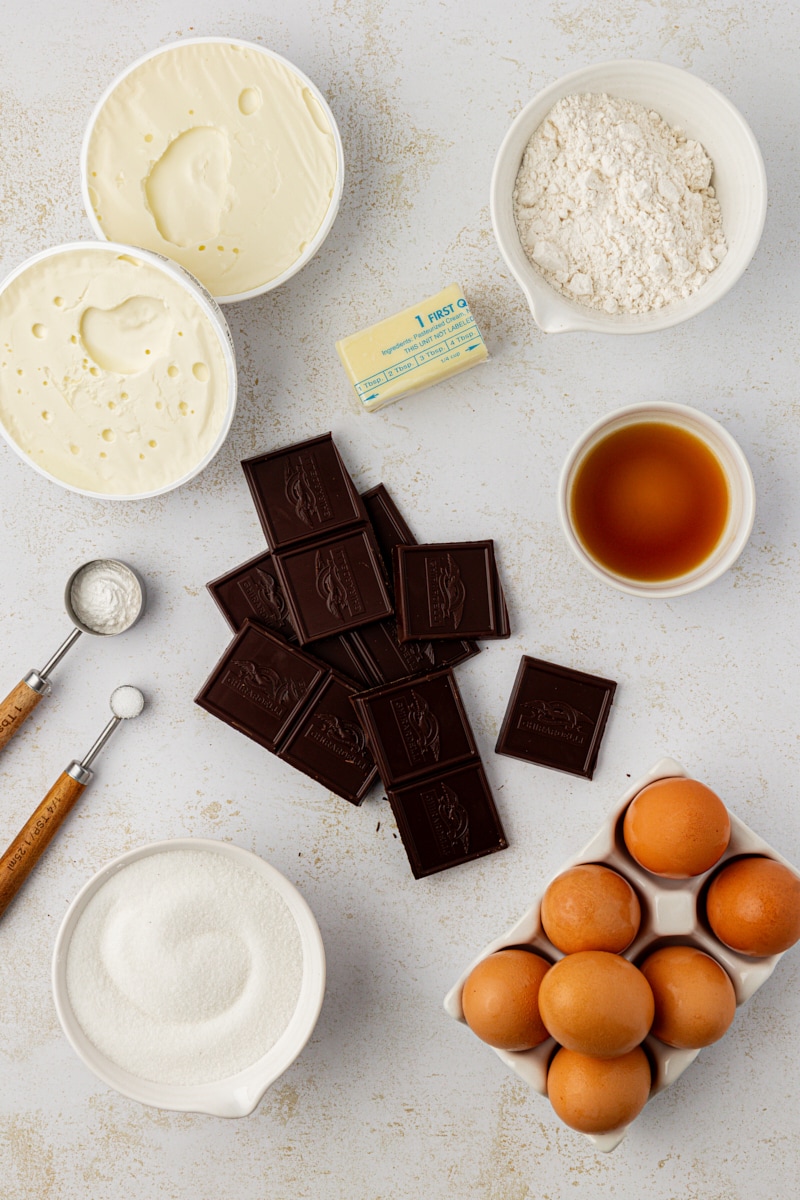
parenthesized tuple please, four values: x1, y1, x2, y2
(206, 551, 296, 639)
(280, 674, 378, 806)
(429, 639, 481, 670)
(362, 483, 416, 570)
(495, 656, 617, 779)
(351, 669, 477, 788)
(351, 619, 438, 684)
(394, 541, 509, 641)
(274, 529, 393, 643)
(361, 484, 479, 664)
(308, 633, 377, 688)
(195, 621, 326, 753)
(388, 763, 507, 878)
(242, 433, 366, 551)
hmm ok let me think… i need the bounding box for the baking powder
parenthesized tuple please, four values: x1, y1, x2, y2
(65, 849, 304, 1085)
(513, 93, 727, 314)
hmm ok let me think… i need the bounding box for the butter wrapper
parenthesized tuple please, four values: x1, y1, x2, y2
(336, 283, 488, 412)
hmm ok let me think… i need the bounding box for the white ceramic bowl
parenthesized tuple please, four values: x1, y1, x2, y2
(0, 241, 238, 501)
(52, 839, 326, 1117)
(444, 757, 800, 1151)
(81, 37, 345, 304)
(491, 60, 767, 333)
(557, 401, 756, 597)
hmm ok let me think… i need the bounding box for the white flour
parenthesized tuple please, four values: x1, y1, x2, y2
(66, 849, 304, 1085)
(513, 93, 727, 314)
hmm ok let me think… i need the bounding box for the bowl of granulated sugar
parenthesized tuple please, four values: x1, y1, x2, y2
(492, 60, 767, 334)
(52, 839, 325, 1116)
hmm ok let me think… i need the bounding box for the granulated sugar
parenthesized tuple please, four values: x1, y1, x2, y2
(66, 848, 304, 1085)
(513, 93, 727, 314)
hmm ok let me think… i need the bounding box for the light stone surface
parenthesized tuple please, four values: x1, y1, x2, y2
(1, 1, 798, 1197)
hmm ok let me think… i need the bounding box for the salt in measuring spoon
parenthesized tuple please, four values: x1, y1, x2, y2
(0, 686, 145, 918)
(0, 558, 146, 754)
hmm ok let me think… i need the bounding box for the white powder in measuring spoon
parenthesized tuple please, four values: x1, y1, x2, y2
(65, 849, 304, 1085)
(513, 93, 727, 314)
(69, 560, 142, 635)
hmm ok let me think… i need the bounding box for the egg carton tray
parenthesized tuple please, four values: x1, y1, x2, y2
(443, 757, 798, 1151)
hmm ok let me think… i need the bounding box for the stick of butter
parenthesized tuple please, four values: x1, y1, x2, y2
(335, 283, 488, 412)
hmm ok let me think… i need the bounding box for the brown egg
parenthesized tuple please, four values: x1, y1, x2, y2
(639, 945, 736, 1048)
(707, 856, 800, 957)
(461, 949, 551, 1051)
(538, 950, 654, 1057)
(623, 778, 730, 878)
(541, 863, 641, 954)
(547, 1046, 651, 1133)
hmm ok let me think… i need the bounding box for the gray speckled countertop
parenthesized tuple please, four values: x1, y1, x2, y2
(1, 1, 799, 1197)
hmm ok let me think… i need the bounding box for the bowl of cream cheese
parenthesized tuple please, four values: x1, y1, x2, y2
(52, 839, 326, 1116)
(81, 38, 344, 303)
(0, 241, 237, 498)
(491, 61, 767, 333)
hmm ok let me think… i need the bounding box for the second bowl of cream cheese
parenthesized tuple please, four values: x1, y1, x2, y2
(0, 241, 237, 498)
(81, 38, 344, 303)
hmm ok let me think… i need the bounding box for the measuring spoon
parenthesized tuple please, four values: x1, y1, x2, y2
(0, 559, 145, 754)
(0, 686, 145, 917)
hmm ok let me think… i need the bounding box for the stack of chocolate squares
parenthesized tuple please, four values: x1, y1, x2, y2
(195, 433, 510, 877)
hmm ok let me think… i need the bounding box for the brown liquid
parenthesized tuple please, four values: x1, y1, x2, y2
(571, 422, 730, 582)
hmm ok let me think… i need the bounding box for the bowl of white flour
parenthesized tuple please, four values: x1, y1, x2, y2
(52, 839, 326, 1116)
(492, 61, 767, 333)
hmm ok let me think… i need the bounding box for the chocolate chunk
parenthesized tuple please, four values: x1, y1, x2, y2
(206, 550, 297, 640)
(495, 655, 617, 780)
(352, 617, 481, 685)
(362, 483, 416, 565)
(309, 632, 378, 688)
(195, 620, 378, 805)
(195, 621, 326, 754)
(388, 763, 508, 879)
(242, 433, 367, 551)
(351, 669, 477, 788)
(281, 674, 377, 804)
(351, 619, 437, 684)
(393, 541, 510, 641)
(206, 552, 375, 687)
(429, 639, 483, 671)
(274, 528, 393, 643)
(351, 668, 507, 876)
(361, 483, 479, 665)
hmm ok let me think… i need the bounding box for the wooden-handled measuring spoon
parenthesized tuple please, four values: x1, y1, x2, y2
(0, 559, 145, 754)
(0, 686, 145, 918)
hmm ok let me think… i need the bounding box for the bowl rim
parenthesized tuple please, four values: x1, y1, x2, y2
(0, 239, 238, 501)
(491, 58, 768, 334)
(80, 36, 345, 305)
(51, 837, 326, 1117)
(556, 401, 757, 597)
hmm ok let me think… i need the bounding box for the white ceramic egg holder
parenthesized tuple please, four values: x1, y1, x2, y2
(444, 757, 798, 1151)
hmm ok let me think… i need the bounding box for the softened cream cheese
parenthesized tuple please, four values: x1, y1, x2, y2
(85, 41, 339, 298)
(0, 246, 229, 495)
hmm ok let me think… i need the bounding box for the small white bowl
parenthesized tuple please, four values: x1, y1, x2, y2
(81, 37, 345, 304)
(444, 757, 800, 1151)
(557, 401, 756, 598)
(52, 839, 326, 1117)
(491, 60, 767, 333)
(0, 241, 238, 501)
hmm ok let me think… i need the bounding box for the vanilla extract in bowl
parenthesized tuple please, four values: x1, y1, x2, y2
(558, 402, 755, 598)
(570, 421, 730, 584)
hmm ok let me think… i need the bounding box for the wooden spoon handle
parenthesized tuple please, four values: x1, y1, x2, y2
(0, 772, 86, 918)
(0, 679, 45, 752)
